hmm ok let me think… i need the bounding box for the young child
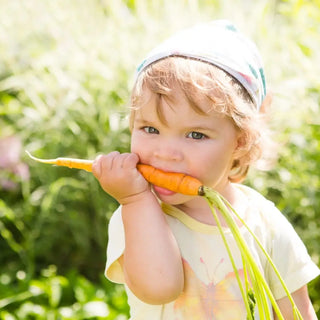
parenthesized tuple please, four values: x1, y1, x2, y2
(92, 20, 319, 319)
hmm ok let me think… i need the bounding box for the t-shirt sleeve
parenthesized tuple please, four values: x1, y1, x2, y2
(265, 204, 320, 299)
(105, 206, 126, 284)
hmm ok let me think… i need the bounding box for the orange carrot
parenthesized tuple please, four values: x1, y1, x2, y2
(26, 151, 204, 196)
(137, 164, 204, 196)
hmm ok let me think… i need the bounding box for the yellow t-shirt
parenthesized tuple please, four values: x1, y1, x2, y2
(105, 184, 320, 320)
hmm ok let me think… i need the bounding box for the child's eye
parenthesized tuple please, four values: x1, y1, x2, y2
(143, 126, 159, 134)
(187, 131, 207, 140)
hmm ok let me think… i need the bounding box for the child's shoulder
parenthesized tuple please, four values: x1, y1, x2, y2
(235, 183, 275, 208)
(234, 183, 286, 228)
(235, 184, 303, 247)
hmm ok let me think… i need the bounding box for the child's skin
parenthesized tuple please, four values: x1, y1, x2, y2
(92, 85, 317, 318)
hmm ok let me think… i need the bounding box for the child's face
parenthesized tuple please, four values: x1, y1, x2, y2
(130, 86, 241, 203)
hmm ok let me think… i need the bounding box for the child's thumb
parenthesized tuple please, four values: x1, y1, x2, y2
(92, 156, 102, 178)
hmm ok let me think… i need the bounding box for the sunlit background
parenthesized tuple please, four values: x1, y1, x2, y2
(1, 0, 319, 318)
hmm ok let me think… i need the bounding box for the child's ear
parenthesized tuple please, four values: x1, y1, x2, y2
(233, 133, 247, 159)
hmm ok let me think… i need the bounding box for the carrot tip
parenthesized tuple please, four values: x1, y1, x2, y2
(25, 150, 56, 164)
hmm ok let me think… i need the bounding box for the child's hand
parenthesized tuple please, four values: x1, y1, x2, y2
(92, 152, 150, 205)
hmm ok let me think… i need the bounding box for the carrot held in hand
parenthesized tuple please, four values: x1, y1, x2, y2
(26, 151, 204, 196)
(137, 164, 204, 196)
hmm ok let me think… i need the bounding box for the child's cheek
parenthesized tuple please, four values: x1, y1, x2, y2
(130, 132, 151, 160)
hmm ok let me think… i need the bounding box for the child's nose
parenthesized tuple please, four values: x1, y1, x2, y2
(154, 141, 183, 162)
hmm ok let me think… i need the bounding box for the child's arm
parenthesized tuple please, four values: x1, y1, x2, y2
(274, 285, 318, 320)
(92, 152, 184, 304)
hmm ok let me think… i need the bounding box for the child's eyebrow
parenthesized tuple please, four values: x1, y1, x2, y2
(133, 118, 156, 126)
(134, 118, 149, 124)
(187, 125, 215, 131)
(134, 116, 219, 131)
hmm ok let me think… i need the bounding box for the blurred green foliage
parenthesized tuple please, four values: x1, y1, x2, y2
(0, 0, 319, 319)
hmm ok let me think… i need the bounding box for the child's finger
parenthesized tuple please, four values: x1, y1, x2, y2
(92, 152, 119, 178)
(120, 153, 140, 169)
(101, 151, 120, 171)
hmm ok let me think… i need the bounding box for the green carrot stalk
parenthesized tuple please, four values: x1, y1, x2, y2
(204, 187, 303, 320)
(208, 204, 255, 319)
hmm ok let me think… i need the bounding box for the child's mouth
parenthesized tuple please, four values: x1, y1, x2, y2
(153, 185, 176, 196)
